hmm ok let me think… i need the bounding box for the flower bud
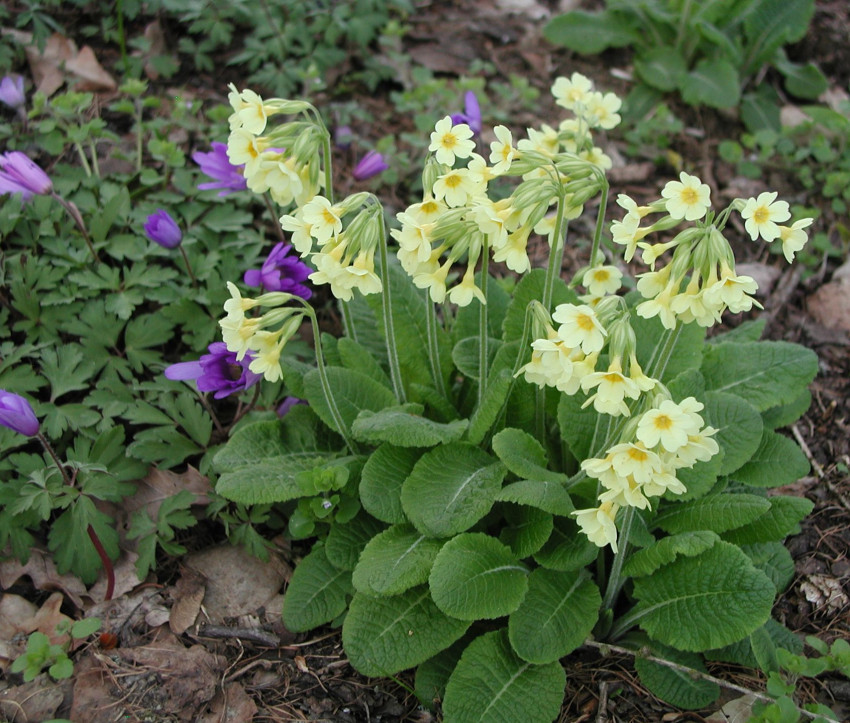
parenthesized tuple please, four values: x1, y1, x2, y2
(0, 389, 39, 436)
(144, 209, 183, 248)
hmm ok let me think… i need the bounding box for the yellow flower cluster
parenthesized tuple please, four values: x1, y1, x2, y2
(218, 282, 304, 382)
(226, 85, 321, 207)
(392, 73, 620, 307)
(611, 175, 815, 330)
(280, 194, 383, 302)
(573, 396, 719, 551)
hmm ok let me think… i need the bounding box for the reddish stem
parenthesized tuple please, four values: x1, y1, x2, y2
(87, 524, 114, 601)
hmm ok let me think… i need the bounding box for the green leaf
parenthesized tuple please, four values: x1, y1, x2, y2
(631, 541, 775, 651)
(680, 58, 741, 108)
(634, 642, 720, 710)
(491, 428, 562, 483)
(282, 545, 353, 632)
(743, 0, 815, 71)
(303, 366, 397, 435)
(415, 639, 469, 709)
(71, 617, 101, 638)
(543, 10, 638, 54)
(702, 391, 764, 476)
(708, 618, 803, 669)
(342, 586, 470, 677)
(402, 443, 506, 538)
(499, 506, 553, 559)
(216, 453, 334, 504)
(352, 523, 444, 596)
(48, 496, 119, 584)
(653, 493, 771, 535)
(39, 345, 99, 402)
(742, 542, 795, 592)
(701, 341, 818, 412)
(442, 629, 565, 723)
(49, 657, 74, 680)
(360, 443, 421, 525)
(466, 368, 514, 445)
(508, 569, 600, 664)
(632, 311, 705, 383)
(733, 430, 809, 487)
(761, 389, 811, 430)
(451, 336, 502, 380)
(624, 531, 722, 578)
(429, 533, 528, 620)
(722, 496, 813, 545)
(634, 47, 687, 92)
(324, 513, 386, 571)
(741, 89, 782, 133)
(534, 517, 598, 571)
(557, 391, 601, 461)
(495, 479, 575, 516)
(708, 318, 766, 345)
(351, 405, 468, 447)
(90, 186, 130, 245)
(337, 336, 393, 389)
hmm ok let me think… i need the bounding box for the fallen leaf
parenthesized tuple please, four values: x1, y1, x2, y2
(0, 674, 70, 723)
(184, 545, 290, 624)
(169, 568, 206, 635)
(736, 262, 782, 296)
(65, 45, 117, 91)
(142, 20, 168, 80)
(705, 693, 758, 722)
(0, 594, 39, 640)
(196, 681, 258, 723)
(87, 550, 144, 603)
(0, 548, 88, 609)
(122, 466, 212, 522)
(23, 32, 76, 96)
(800, 574, 850, 615)
(27, 593, 73, 647)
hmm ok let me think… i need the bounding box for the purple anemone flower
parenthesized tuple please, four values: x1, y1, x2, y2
(0, 151, 53, 202)
(0, 389, 40, 437)
(192, 142, 248, 196)
(335, 125, 353, 149)
(243, 242, 312, 299)
(449, 91, 482, 135)
(0, 75, 25, 110)
(164, 342, 262, 399)
(144, 209, 183, 249)
(352, 150, 389, 181)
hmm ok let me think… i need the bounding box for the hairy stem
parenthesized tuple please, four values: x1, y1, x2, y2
(376, 210, 405, 403)
(425, 298, 446, 397)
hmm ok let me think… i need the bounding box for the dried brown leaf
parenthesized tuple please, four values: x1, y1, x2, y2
(169, 569, 206, 635)
(66, 45, 116, 91)
(0, 549, 88, 609)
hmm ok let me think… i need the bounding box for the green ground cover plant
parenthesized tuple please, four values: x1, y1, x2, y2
(544, 0, 827, 131)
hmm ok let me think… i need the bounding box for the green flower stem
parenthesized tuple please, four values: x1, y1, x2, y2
(646, 322, 683, 379)
(88, 140, 100, 178)
(542, 194, 568, 312)
(376, 210, 406, 403)
(478, 241, 490, 407)
(36, 432, 115, 600)
(73, 142, 92, 178)
(135, 101, 144, 173)
(52, 193, 100, 262)
(179, 246, 198, 288)
(296, 299, 358, 455)
(601, 505, 635, 612)
(425, 298, 446, 397)
(588, 179, 609, 267)
(340, 301, 358, 343)
(116, 0, 130, 76)
(263, 193, 286, 243)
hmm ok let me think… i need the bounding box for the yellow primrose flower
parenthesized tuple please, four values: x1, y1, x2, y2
(585, 91, 622, 130)
(553, 303, 607, 354)
(611, 214, 651, 262)
(345, 252, 383, 296)
(636, 399, 700, 453)
(672, 428, 720, 468)
(226, 129, 267, 179)
(302, 195, 344, 245)
(448, 265, 486, 307)
(572, 501, 619, 552)
(223, 281, 259, 315)
(741, 191, 791, 242)
(661, 172, 711, 221)
(220, 314, 261, 361)
(428, 116, 475, 166)
(778, 218, 814, 263)
(641, 466, 687, 497)
(636, 280, 679, 330)
(579, 146, 612, 170)
(413, 257, 452, 303)
(608, 441, 663, 485)
(551, 72, 593, 111)
(582, 265, 622, 297)
(247, 330, 286, 382)
(703, 262, 760, 314)
(581, 356, 642, 416)
(598, 474, 652, 511)
(489, 125, 517, 174)
(279, 209, 314, 256)
(433, 167, 478, 208)
(227, 84, 271, 135)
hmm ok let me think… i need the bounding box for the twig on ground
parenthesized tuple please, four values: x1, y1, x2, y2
(596, 680, 609, 723)
(196, 623, 280, 647)
(582, 639, 838, 723)
(791, 423, 850, 512)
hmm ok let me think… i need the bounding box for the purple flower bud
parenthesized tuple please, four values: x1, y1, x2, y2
(0, 151, 53, 203)
(243, 242, 312, 299)
(192, 142, 247, 196)
(352, 150, 389, 181)
(0, 75, 25, 110)
(144, 209, 183, 249)
(164, 342, 262, 399)
(335, 125, 353, 149)
(0, 389, 39, 437)
(277, 396, 307, 417)
(449, 91, 482, 136)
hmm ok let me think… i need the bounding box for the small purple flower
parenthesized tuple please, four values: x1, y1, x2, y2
(164, 342, 262, 399)
(144, 209, 182, 249)
(192, 142, 248, 196)
(0, 389, 39, 437)
(0, 75, 25, 110)
(277, 396, 307, 417)
(243, 242, 312, 299)
(0, 151, 53, 203)
(335, 125, 353, 149)
(352, 150, 389, 181)
(449, 91, 482, 135)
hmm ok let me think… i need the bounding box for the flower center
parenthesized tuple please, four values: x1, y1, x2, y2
(444, 174, 462, 189)
(576, 313, 595, 331)
(753, 206, 770, 224)
(681, 187, 698, 205)
(441, 132, 457, 149)
(653, 414, 673, 430)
